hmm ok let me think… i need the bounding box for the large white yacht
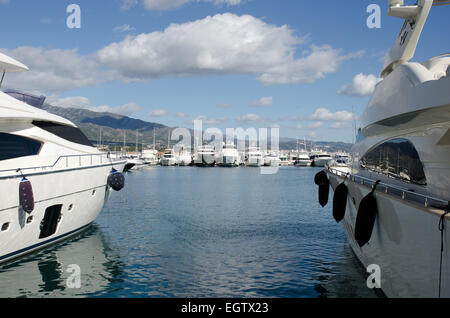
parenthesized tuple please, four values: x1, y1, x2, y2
(278, 153, 291, 166)
(217, 142, 240, 167)
(263, 152, 280, 167)
(141, 149, 158, 166)
(245, 147, 264, 167)
(295, 152, 312, 167)
(126, 155, 146, 170)
(0, 53, 126, 264)
(322, 0, 450, 297)
(310, 149, 333, 167)
(193, 144, 216, 167)
(160, 149, 178, 166)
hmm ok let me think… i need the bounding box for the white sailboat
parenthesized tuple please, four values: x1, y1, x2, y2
(323, 0, 450, 297)
(0, 52, 126, 263)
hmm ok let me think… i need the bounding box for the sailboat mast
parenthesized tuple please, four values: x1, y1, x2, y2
(136, 130, 139, 152)
(168, 130, 170, 149)
(123, 130, 126, 153)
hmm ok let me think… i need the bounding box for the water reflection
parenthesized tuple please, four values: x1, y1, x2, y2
(0, 225, 125, 297)
(0, 167, 377, 298)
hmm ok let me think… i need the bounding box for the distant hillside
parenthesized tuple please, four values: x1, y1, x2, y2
(40, 104, 353, 152)
(41, 104, 173, 149)
(279, 139, 353, 153)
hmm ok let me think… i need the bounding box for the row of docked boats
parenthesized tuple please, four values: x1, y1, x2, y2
(121, 143, 349, 169)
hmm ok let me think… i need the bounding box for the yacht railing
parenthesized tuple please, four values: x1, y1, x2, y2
(327, 166, 449, 210)
(0, 152, 126, 177)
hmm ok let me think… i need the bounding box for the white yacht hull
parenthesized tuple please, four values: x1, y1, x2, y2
(327, 170, 450, 297)
(0, 162, 125, 264)
(143, 159, 158, 166)
(246, 160, 263, 167)
(219, 156, 239, 167)
(295, 160, 312, 167)
(312, 158, 332, 167)
(128, 159, 146, 170)
(161, 159, 177, 166)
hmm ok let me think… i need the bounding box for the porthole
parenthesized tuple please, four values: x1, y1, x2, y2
(1, 222, 10, 232)
(92, 189, 96, 196)
(68, 204, 74, 211)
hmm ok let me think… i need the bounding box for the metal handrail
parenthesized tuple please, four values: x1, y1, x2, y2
(327, 166, 449, 210)
(0, 152, 125, 175)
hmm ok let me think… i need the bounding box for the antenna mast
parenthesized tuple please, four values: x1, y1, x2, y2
(381, 0, 433, 77)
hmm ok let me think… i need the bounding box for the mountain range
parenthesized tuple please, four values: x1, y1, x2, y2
(41, 103, 353, 152)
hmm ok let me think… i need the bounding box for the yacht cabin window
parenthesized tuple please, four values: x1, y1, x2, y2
(33, 121, 93, 147)
(0, 133, 42, 161)
(360, 138, 427, 185)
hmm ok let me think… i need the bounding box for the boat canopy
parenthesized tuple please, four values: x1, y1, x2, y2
(0, 91, 75, 127)
(0, 52, 28, 73)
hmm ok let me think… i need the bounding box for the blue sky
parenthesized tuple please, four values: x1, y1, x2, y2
(1, 0, 448, 142)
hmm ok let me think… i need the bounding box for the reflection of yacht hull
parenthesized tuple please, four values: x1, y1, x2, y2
(194, 161, 215, 167)
(326, 168, 450, 297)
(0, 163, 124, 264)
(0, 225, 121, 297)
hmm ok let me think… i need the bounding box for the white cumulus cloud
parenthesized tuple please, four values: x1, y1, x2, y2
(236, 113, 264, 124)
(97, 13, 355, 86)
(46, 95, 141, 116)
(250, 96, 273, 107)
(114, 24, 136, 32)
(308, 108, 354, 122)
(148, 109, 169, 117)
(0, 47, 115, 93)
(337, 73, 380, 97)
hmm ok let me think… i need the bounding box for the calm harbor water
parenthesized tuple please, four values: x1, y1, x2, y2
(0, 166, 377, 298)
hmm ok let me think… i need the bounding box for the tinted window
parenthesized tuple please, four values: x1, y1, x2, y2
(0, 133, 42, 161)
(360, 138, 426, 185)
(33, 121, 93, 147)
